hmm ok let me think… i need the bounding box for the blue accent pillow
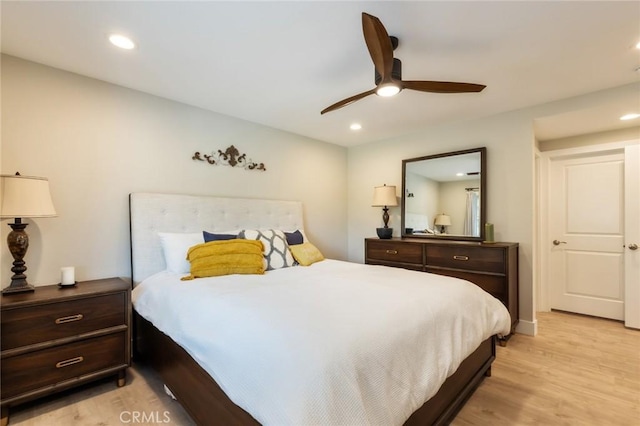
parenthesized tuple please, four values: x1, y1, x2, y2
(203, 231, 237, 242)
(285, 230, 304, 246)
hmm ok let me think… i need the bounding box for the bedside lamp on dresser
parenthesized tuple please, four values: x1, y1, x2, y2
(0, 173, 57, 294)
(372, 184, 398, 239)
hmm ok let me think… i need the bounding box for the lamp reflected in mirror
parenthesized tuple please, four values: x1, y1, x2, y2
(434, 213, 451, 234)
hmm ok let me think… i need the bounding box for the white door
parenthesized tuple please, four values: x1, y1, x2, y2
(624, 144, 640, 329)
(549, 151, 625, 320)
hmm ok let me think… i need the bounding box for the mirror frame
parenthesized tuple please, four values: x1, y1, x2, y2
(401, 147, 486, 241)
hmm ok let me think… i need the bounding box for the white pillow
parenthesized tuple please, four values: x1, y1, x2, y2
(239, 229, 295, 271)
(158, 232, 203, 273)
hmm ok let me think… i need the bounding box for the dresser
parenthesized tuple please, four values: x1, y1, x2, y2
(365, 238, 518, 341)
(1, 278, 131, 425)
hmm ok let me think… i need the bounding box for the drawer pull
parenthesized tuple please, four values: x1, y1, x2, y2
(453, 255, 470, 261)
(55, 314, 84, 324)
(385, 250, 398, 255)
(56, 356, 84, 368)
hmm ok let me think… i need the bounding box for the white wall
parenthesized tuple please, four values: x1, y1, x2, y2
(539, 126, 640, 151)
(1, 55, 348, 286)
(347, 82, 640, 334)
(404, 172, 438, 231)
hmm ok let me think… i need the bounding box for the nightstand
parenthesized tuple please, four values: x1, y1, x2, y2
(0, 277, 131, 426)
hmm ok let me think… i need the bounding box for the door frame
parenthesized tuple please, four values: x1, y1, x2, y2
(537, 139, 639, 315)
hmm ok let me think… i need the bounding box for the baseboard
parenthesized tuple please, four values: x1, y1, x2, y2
(515, 319, 537, 336)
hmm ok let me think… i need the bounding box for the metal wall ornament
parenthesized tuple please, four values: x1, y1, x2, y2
(193, 145, 266, 171)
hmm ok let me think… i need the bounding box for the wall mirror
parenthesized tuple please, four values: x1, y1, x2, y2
(401, 147, 486, 241)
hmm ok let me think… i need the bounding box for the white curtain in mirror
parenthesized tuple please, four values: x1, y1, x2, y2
(463, 189, 480, 236)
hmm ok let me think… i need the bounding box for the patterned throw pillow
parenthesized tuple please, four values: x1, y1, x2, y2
(238, 229, 295, 271)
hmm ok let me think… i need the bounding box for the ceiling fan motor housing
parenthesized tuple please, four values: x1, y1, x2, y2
(375, 58, 402, 85)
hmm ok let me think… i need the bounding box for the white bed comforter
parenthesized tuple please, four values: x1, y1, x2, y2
(133, 259, 510, 426)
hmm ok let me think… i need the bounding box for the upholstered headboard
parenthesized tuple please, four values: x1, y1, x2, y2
(129, 192, 304, 285)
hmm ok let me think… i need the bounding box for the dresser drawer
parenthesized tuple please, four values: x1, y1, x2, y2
(1, 332, 126, 399)
(427, 268, 506, 300)
(426, 245, 505, 273)
(366, 240, 422, 265)
(1, 293, 126, 351)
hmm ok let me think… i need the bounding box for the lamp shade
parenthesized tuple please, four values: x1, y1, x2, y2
(1, 174, 57, 218)
(434, 214, 451, 226)
(372, 185, 398, 207)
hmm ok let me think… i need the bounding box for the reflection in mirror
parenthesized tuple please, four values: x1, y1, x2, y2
(401, 147, 486, 241)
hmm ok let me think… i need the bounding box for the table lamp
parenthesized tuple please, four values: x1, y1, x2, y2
(1, 173, 57, 294)
(434, 213, 451, 234)
(372, 184, 397, 239)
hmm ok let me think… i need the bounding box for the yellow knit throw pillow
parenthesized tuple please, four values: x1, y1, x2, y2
(290, 242, 325, 266)
(181, 239, 265, 280)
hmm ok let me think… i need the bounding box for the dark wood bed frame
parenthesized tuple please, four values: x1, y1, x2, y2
(134, 313, 495, 425)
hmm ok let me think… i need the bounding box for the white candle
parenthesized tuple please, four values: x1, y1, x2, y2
(61, 267, 75, 285)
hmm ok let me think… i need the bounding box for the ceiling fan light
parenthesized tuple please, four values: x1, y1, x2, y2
(376, 84, 400, 97)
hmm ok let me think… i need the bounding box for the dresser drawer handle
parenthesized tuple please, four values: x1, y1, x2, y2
(385, 250, 398, 255)
(56, 356, 84, 368)
(55, 314, 84, 324)
(453, 255, 470, 261)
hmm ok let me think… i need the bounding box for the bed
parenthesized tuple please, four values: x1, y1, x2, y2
(129, 192, 511, 425)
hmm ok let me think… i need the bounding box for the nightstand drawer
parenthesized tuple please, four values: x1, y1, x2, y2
(1, 332, 126, 399)
(426, 245, 504, 273)
(366, 240, 422, 264)
(1, 293, 126, 351)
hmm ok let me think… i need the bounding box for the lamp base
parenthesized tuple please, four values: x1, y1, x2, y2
(376, 227, 393, 239)
(2, 281, 35, 294)
(3, 219, 35, 295)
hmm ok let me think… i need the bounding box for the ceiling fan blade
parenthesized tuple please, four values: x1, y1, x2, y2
(321, 88, 377, 115)
(362, 12, 394, 81)
(402, 80, 486, 93)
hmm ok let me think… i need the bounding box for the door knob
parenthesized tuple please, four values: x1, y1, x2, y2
(553, 240, 567, 246)
(629, 243, 638, 251)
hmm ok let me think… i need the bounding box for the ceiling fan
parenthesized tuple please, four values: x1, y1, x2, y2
(321, 12, 486, 115)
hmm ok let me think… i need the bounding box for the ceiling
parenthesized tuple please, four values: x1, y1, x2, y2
(2, 1, 639, 147)
(407, 151, 481, 183)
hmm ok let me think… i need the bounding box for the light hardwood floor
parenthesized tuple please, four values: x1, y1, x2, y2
(8, 311, 640, 425)
(455, 311, 640, 425)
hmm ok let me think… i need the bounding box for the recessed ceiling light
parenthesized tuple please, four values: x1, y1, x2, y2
(350, 123, 362, 131)
(636, 41, 640, 49)
(620, 113, 640, 121)
(109, 34, 135, 50)
(456, 172, 464, 177)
